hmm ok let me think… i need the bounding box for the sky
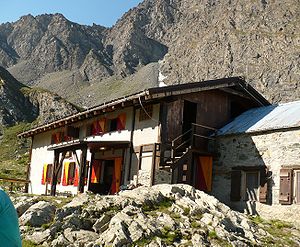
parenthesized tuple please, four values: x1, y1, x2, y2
(0, 0, 143, 27)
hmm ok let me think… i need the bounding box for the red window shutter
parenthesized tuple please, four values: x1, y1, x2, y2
(117, 114, 126, 130)
(73, 167, 79, 186)
(98, 118, 106, 134)
(91, 160, 102, 183)
(62, 162, 70, 186)
(92, 121, 101, 135)
(259, 167, 268, 203)
(41, 165, 46, 185)
(279, 168, 293, 205)
(230, 170, 241, 201)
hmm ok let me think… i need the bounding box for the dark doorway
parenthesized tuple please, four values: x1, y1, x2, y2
(89, 159, 114, 195)
(182, 100, 197, 137)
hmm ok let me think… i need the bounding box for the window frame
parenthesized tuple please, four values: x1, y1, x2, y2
(231, 166, 267, 203)
(241, 170, 260, 201)
(293, 169, 300, 204)
(139, 104, 153, 121)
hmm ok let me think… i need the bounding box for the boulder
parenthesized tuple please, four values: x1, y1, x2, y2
(14, 197, 36, 216)
(25, 229, 51, 245)
(19, 201, 56, 227)
(63, 228, 99, 243)
(93, 213, 112, 233)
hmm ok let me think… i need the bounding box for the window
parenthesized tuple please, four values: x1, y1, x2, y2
(295, 171, 300, 204)
(89, 118, 106, 136)
(230, 166, 268, 203)
(51, 132, 64, 144)
(109, 118, 118, 131)
(279, 168, 300, 205)
(65, 126, 80, 140)
(139, 105, 153, 121)
(62, 162, 78, 186)
(242, 171, 259, 201)
(41, 164, 53, 185)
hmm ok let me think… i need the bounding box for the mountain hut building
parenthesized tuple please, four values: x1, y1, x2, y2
(18, 77, 267, 198)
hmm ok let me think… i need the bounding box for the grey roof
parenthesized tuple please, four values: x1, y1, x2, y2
(217, 100, 300, 136)
(19, 77, 269, 138)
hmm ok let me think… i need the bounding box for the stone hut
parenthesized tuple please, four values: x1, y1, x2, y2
(212, 101, 300, 224)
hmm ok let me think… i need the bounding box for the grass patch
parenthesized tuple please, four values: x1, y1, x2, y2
(208, 230, 218, 239)
(133, 236, 157, 247)
(22, 240, 38, 247)
(160, 227, 182, 245)
(191, 220, 201, 228)
(142, 198, 175, 213)
(182, 207, 190, 216)
(250, 216, 298, 246)
(0, 123, 31, 181)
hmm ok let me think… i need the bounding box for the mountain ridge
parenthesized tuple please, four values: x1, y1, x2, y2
(0, 0, 300, 107)
(0, 66, 79, 126)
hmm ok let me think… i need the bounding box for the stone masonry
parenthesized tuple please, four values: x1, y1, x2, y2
(212, 129, 300, 227)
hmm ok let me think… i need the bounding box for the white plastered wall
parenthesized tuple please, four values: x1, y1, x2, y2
(30, 130, 86, 195)
(29, 131, 54, 195)
(29, 104, 160, 193)
(131, 103, 161, 186)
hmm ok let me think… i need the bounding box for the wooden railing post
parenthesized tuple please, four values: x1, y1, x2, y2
(171, 141, 175, 165)
(191, 124, 195, 147)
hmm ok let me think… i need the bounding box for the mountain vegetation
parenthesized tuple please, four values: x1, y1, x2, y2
(0, 67, 79, 179)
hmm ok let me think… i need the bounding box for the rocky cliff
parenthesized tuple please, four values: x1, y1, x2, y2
(0, 66, 78, 126)
(1, 0, 299, 107)
(13, 184, 300, 246)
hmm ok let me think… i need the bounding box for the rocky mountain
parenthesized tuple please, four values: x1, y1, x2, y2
(1, 1, 300, 107)
(0, 66, 78, 126)
(12, 184, 300, 246)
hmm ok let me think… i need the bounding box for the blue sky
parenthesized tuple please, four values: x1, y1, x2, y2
(0, 0, 143, 27)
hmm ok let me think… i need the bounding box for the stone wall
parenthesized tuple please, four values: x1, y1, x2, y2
(212, 129, 300, 222)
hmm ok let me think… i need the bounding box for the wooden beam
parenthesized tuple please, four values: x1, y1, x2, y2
(78, 147, 87, 193)
(138, 146, 143, 170)
(50, 151, 66, 196)
(150, 143, 157, 186)
(220, 88, 251, 99)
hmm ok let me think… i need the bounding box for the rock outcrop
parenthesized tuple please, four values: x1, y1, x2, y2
(0, 66, 78, 126)
(1, 1, 300, 107)
(13, 184, 300, 246)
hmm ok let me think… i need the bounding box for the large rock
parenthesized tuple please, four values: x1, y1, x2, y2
(19, 201, 56, 227)
(13, 184, 300, 246)
(25, 229, 51, 245)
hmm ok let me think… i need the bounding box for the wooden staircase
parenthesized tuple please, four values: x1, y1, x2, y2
(158, 123, 217, 184)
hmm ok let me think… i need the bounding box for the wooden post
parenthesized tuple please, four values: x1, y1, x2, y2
(120, 148, 126, 186)
(25, 136, 34, 193)
(136, 145, 143, 185)
(138, 145, 143, 170)
(78, 146, 87, 193)
(45, 182, 48, 195)
(150, 143, 157, 186)
(50, 151, 66, 196)
(186, 153, 193, 185)
(191, 124, 195, 148)
(50, 151, 59, 196)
